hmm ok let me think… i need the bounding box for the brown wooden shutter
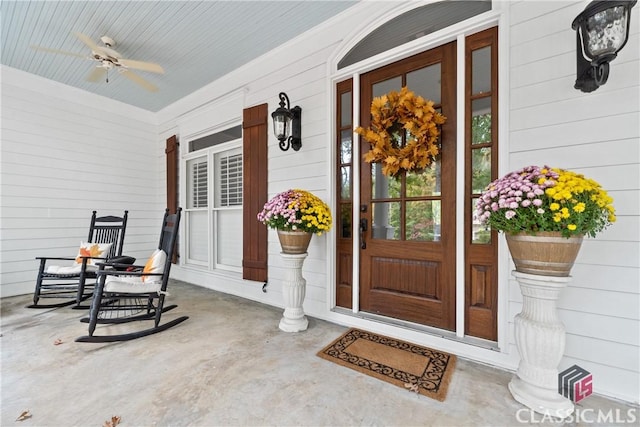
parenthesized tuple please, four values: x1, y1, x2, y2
(242, 104, 268, 282)
(165, 135, 179, 263)
(166, 135, 179, 213)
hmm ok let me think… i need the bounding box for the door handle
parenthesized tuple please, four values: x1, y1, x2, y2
(359, 218, 368, 249)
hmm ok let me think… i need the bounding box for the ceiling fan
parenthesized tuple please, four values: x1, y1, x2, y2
(31, 32, 164, 92)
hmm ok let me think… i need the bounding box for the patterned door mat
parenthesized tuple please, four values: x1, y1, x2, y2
(317, 328, 456, 401)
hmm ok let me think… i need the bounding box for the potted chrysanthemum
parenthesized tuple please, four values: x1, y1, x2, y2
(257, 189, 332, 254)
(476, 165, 615, 276)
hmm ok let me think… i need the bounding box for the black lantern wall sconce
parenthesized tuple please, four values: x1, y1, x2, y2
(271, 92, 302, 151)
(572, 0, 637, 93)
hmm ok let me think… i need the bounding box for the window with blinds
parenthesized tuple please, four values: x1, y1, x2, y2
(216, 151, 243, 207)
(184, 143, 243, 272)
(188, 159, 208, 208)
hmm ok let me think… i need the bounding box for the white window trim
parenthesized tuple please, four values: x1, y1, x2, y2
(182, 138, 243, 273)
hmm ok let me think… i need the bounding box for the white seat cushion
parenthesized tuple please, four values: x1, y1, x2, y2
(102, 249, 167, 293)
(104, 275, 162, 293)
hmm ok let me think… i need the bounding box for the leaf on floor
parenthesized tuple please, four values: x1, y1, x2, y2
(404, 382, 419, 393)
(16, 410, 32, 421)
(103, 415, 121, 427)
(53, 338, 63, 345)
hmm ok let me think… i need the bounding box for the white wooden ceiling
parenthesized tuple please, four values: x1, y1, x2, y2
(1, 1, 357, 112)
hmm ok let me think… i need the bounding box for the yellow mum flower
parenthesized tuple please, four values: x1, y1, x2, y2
(573, 203, 586, 213)
(567, 224, 577, 231)
(550, 203, 560, 211)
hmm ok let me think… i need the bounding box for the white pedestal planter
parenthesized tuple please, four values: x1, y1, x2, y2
(509, 271, 574, 419)
(278, 253, 308, 332)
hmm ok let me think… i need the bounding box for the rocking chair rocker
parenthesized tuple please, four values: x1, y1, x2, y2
(29, 211, 131, 309)
(76, 208, 188, 342)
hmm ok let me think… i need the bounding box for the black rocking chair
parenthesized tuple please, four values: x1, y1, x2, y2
(76, 208, 188, 343)
(29, 211, 131, 309)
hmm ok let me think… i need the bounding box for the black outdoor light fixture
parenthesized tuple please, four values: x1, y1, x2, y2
(572, 0, 637, 93)
(271, 92, 302, 151)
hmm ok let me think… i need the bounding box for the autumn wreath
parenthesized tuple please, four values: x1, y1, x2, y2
(355, 86, 446, 177)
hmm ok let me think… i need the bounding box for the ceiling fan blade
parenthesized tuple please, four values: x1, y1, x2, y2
(74, 32, 105, 54)
(121, 69, 158, 92)
(30, 45, 87, 58)
(119, 58, 164, 74)
(86, 67, 107, 83)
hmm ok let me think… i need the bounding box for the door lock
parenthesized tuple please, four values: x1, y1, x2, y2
(359, 218, 368, 249)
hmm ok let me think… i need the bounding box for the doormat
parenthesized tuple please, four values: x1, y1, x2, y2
(317, 328, 456, 401)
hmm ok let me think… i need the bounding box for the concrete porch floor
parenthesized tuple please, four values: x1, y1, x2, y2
(1, 280, 636, 427)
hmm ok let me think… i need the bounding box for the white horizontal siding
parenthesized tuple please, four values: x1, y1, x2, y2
(0, 67, 164, 296)
(166, 28, 340, 310)
(506, 1, 640, 403)
(509, 113, 640, 152)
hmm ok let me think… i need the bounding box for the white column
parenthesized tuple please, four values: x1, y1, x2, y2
(279, 253, 308, 332)
(509, 271, 574, 419)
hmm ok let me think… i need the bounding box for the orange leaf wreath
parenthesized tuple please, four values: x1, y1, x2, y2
(355, 86, 446, 177)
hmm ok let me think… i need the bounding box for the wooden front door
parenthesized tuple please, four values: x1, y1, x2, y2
(358, 42, 457, 330)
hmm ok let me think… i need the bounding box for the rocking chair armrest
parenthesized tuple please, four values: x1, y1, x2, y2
(35, 256, 76, 261)
(95, 262, 144, 270)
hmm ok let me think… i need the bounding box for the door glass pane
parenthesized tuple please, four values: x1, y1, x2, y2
(372, 76, 402, 97)
(341, 166, 351, 199)
(371, 201, 400, 240)
(337, 1, 491, 69)
(471, 147, 491, 194)
(407, 63, 441, 103)
(406, 157, 441, 197)
(472, 46, 492, 95)
(406, 201, 441, 241)
(472, 197, 491, 244)
(340, 130, 352, 163)
(340, 203, 352, 239)
(340, 91, 352, 126)
(371, 163, 400, 199)
(471, 97, 492, 145)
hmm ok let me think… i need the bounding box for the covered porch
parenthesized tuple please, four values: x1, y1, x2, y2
(1, 280, 634, 426)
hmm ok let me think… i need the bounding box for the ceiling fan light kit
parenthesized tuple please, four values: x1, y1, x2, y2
(100, 36, 116, 47)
